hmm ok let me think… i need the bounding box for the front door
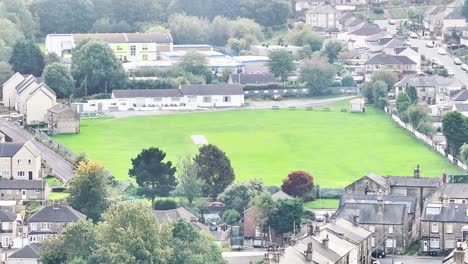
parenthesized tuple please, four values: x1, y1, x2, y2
(21, 190, 26, 200)
(423, 240, 429, 251)
(28, 171, 32, 180)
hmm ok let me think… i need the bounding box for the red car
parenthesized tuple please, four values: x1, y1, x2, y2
(388, 19, 396, 25)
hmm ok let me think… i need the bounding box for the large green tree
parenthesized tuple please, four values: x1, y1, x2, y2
(174, 155, 204, 207)
(0, 18, 24, 47)
(218, 180, 264, 213)
(0, 0, 38, 38)
(69, 161, 109, 222)
(31, 0, 96, 34)
(443, 111, 468, 155)
(239, 0, 290, 27)
(287, 22, 323, 51)
(267, 50, 294, 82)
(169, 14, 210, 44)
(407, 85, 418, 103)
(92, 202, 172, 263)
(169, 220, 226, 264)
(129, 147, 177, 206)
(169, 0, 240, 20)
(110, 0, 166, 26)
(177, 51, 210, 77)
(268, 198, 304, 235)
(372, 80, 388, 109)
(41, 220, 96, 264)
(9, 40, 44, 77)
(460, 143, 468, 164)
(324, 41, 343, 63)
(44, 62, 74, 98)
(194, 144, 235, 199)
(396, 92, 412, 117)
(71, 40, 126, 96)
(299, 57, 335, 95)
(371, 71, 398, 90)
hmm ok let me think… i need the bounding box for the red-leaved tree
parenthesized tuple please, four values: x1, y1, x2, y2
(281, 170, 314, 198)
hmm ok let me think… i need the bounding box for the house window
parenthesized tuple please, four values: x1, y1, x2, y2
(153, 97, 162, 102)
(385, 239, 396, 248)
(17, 171, 25, 177)
(142, 54, 148, 61)
(371, 237, 375, 247)
(388, 226, 393, 234)
(116, 45, 123, 51)
(130, 45, 136, 56)
(431, 223, 439, 233)
(142, 44, 148, 51)
(1, 171, 8, 177)
(426, 207, 441, 215)
(203, 96, 212, 103)
(17, 159, 22, 165)
(3, 158, 8, 164)
(450, 199, 455, 203)
(446, 223, 453, 234)
(28, 159, 31, 165)
(171, 97, 180, 102)
(430, 238, 440, 248)
(1, 222, 8, 230)
(223, 96, 231, 103)
(6, 190, 11, 195)
(30, 223, 37, 231)
(445, 239, 455, 249)
(42, 223, 50, 230)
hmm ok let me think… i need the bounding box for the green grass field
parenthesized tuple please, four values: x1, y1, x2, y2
(54, 103, 462, 187)
(304, 199, 340, 209)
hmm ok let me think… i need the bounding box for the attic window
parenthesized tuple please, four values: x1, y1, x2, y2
(426, 207, 441, 215)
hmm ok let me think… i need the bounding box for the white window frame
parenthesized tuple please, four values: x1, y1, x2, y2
(3, 158, 8, 164)
(17, 171, 25, 177)
(388, 226, 393, 234)
(223, 96, 231, 103)
(203, 96, 212, 103)
(430, 238, 440, 249)
(130, 45, 136, 56)
(369, 225, 375, 232)
(446, 223, 453, 234)
(17, 159, 22, 165)
(431, 223, 439, 233)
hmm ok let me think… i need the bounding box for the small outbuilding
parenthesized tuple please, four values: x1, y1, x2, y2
(47, 104, 80, 134)
(349, 98, 365, 113)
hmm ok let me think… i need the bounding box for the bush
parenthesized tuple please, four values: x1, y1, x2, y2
(317, 187, 344, 199)
(243, 83, 283, 91)
(153, 199, 178, 210)
(222, 209, 241, 225)
(373, 8, 384, 14)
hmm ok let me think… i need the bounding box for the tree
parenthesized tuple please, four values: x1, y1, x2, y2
(168, 14, 210, 44)
(460, 143, 468, 164)
(111, 21, 133, 33)
(287, 22, 323, 51)
(90, 18, 112, 33)
(222, 210, 241, 225)
(299, 57, 335, 95)
(110, 0, 167, 26)
(324, 41, 343, 63)
(268, 199, 304, 235)
(267, 50, 294, 82)
(71, 40, 126, 96)
(396, 92, 412, 117)
(0, 0, 38, 38)
(417, 120, 435, 135)
(92, 202, 172, 263)
(194, 144, 235, 199)
(45, 53, 61, 65)
(407, 85, 418, 103)
(9, 40, 44, 77)
(218, 180, 264, 213)
(31, 0, 96, 34)
(408, 105, 429, 129)
(341, 74, 354, 87)
(129, 147, 176, 206)
(371, 71, 398, 90)
(177, 52, 210, 77)
(372, 80, 388, 109)
(281, 171, 314, 197)
(239, 0, 290, 27)
(443, 111, 468, 155)
(41, 220, 96, 264)
(463, 0, 468, 20)
(44, 63, 74, 98)
(209, 16, 232, 46)
(0, 62, 13, 86)
(69, 161, 109, 222)
(169, 220, 226, 264)
(174, 155, 203, 207)
(0, 19, 24, 47)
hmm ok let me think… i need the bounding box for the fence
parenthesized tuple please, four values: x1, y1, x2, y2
(32, 130, 78, 163)
(387, 110, 467, 171)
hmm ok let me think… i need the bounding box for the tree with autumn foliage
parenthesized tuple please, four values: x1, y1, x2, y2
(281, 170, 314, 198)
(69, 160, 109, 222)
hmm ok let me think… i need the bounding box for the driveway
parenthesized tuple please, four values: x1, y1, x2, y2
(378, 255, 444, 264)
(0, 118, 74, 182)
(410, 38, 468, 85)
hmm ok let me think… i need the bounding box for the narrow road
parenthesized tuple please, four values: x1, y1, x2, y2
(0, 118, 74, 182)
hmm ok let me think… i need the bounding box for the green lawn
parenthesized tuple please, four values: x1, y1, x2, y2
(49, 192, 70, 201)
(53, 103, 462, 187)
(304, 199, 340, 209)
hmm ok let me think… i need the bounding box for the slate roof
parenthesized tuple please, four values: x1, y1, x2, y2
(272, 190, 293, 200)
(387, 176, 441, 188)
(153, 207, 198, 224)
(15, 75, 38, 94)
(180, 84, 244, 96)
(335, 203, 406, 225)
(29, 82, 56, 97)
(384, 38, 405, 48)
(455, 104, 468, 112)
(444, 10, 465, 20)
(422, 203, 468, 222)
(350, 23, 381, 36)
(395, 47, 418, 54)
(348, 17, 364, 27)
(442, 184, 468, 198)
(0, 143, 23, 157)
(321, 218, 372, 244)
(112, 89, 182, 98)
(395, 76, 464, 88)
(340, 194, 417, 213)
(425, 6, 445, 16)
(28, 205, 86, 223)
(73, 32, 173, 43)
(8, 243, 42, 259)
(452, 89, 468, 101)
(47, 104, 75, 114)
(366, 54, 416, 65)
(0, 210, 16, 222)
(282, 234, 350, 263)
(366, 172, 389, 188)
(0, 180, 46, 190)
(307, 5, 341, 14)
(229, 73, 276, 85)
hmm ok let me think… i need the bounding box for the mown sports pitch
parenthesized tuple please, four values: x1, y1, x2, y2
(54, 101, 462, 187)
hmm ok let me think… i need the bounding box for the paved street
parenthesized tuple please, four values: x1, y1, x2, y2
(223, 251, 265, 264)
(378, 255, 444, 264)
(410, 38, 468, 85)
(0, 118, 74, 182)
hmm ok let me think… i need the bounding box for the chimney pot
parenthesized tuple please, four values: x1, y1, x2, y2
(304, 242, 313, 261)
(454, 247, 465, 264)
(353, 215, 359, 226)
(414, 164, 420, 179)
(442, 173, 448, 184)
(322, 235, 329, 249)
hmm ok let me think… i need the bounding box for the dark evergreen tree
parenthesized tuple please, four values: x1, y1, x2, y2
(9, 40, 45, 77)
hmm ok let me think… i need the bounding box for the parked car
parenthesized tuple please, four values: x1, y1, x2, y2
(371, 249, 386, 258)
(388, 19, 396, 25)
(454, 58, 462, 65)
(426, 41, 434, 48)
(410, 32, 418, 38)
(315, 215, 325, 222)
(438, 48, 447, 55)
(424, 68, 434, 75)
(462, 64, 468, 71)
(447, 69, 455, 77)
(432, 58, 441, 65)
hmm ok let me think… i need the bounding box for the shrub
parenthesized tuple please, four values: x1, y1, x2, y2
(222, 209, 241, 225)
(373, 8, 384, 14)
(243, 83, 283, 91)
(281, 170, 314, 197)
(153, 199, 178, 210)
(317, 187, 344, 199)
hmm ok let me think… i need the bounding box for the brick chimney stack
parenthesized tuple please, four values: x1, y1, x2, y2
(454, 246, 465, 264)
(304, 242, 313, 261)
(442, 172, 448, 184)
(414, 164, 420, 179)
(353, 215, 359, 226)
(322, 235, 329, 249)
